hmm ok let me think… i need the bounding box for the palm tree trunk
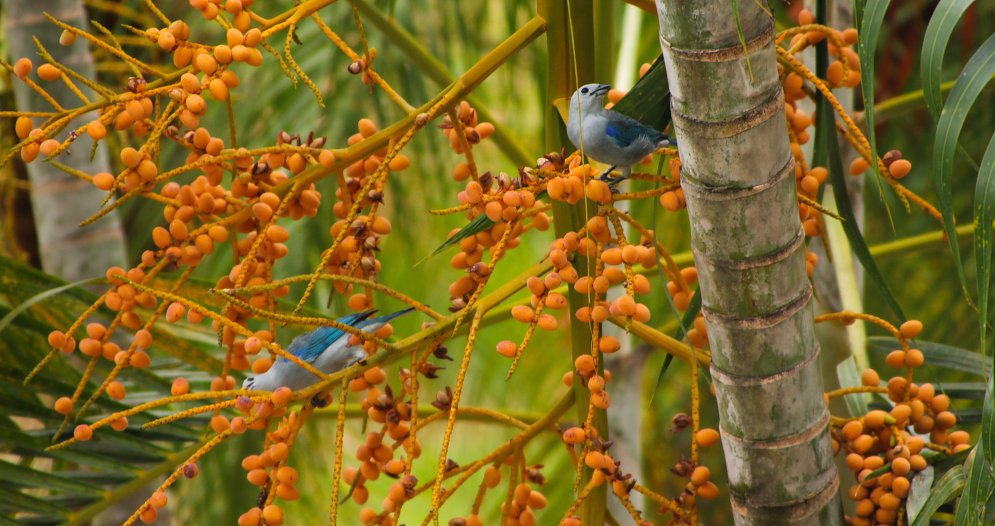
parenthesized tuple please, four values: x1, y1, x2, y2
(4, 0, 127, 280)
(654, 1, 843, 523)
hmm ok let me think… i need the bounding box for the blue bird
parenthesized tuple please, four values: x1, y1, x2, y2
(242, 307, 415, 392)
(566, 83, 674, 184)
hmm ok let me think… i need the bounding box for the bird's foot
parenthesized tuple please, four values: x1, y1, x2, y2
(607, 175, 630, 190)
(597, 165, 617, 182)
(310, 394, 331, 408)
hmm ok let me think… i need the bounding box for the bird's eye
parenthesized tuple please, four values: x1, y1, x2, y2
(581, 87, 589, 94)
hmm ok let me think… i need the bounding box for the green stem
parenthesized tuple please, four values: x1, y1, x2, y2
(870, 223, 975, 258)
(538, 1, 607, 524)
(354, 0, 534, 167)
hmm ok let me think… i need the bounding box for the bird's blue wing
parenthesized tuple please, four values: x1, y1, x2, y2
(605, 118, 665, 148)
(283, 311, 376, 363)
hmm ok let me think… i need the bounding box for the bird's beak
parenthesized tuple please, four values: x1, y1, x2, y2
(593, 84, 611, 95)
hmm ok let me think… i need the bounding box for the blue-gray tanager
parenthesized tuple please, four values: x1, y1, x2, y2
(242, 307, 414, 391)
(566, 83, 674, 183)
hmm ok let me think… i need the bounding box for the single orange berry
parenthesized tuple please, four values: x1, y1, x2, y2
(696, 481, 720, 500)
(13, 57, 32, 78)
(696, 428, 720, 447)
(271, 386, 292, 406)
(74, 424, 94, 441)
(562, 426, 586, 445)
(906, 348, 925, 368)
(885, 350, 906, 368)
(54, 396, 73, 415)
(690, 465, 711, 485)
(849, 157, 869, 176)
(899, 319, 923, 339)
(860, 368, 880, 386)
(888, 159, 912, 179)
(496, 340, 517, 358)
(107, 381, 126, 400)
(171, 377, 190, 396)
(150, 490, 168, 509)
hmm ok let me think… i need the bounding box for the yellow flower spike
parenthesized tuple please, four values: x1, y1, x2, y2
(833, 120, 943, 224)
(499, 453, 520, 523)
(44, 14, 164, 77)
(309, 14, 413, 113)
(80, 143, 314, 227)
(559, 477, 599, 522)
(230, 182, 301, 289)
(50, 355, 101, 442)
(282, 22, 324, 106)
(610, 184, 680, 202)
(617, 490, 647, 524)
(328, 381, 349, 526)
(264, 404, 314, 509)
(140, 0, 170, 25)
(141, 394, 270, 429)
(632, 483, 690, 520)
(796, 192, 844, 222)
(429, 307, 485, 518)
(47, 390, 260, 452)
(688, 332, 701, 526)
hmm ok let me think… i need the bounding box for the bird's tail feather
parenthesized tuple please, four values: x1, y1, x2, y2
(370, 306, 417, 324)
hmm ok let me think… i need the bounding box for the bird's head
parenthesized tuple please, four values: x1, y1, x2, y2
(570, 83, 611, 114)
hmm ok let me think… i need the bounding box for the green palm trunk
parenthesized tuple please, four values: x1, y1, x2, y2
(655, 1, 843, 523)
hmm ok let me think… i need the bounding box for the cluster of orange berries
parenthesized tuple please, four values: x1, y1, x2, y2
(848, 148, 913, 181)
(446, 461, 548, 526)
(659, 157, 687, 213)
(830, 320, 971, 526)
(448, 172, 544, 311)
(232, 398, 304, 526)
(137, 490, 169, 524)
(189, 0, 255, 26)
(158, 24, 260, 128)
(342, 379, 422, 509)
(791, 10, 862, 90)
(325, 119, 411, 310)
(441, 101, 496, 157)
(778, 11, 862, 243)
(356, 474, 418, 525)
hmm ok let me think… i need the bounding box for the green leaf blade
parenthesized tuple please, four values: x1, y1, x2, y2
(920, 0, 976, 119)
(910, 464, 964, 526)
(856, 0, 892, 219)
(954, 445, 995, 526)
(933, 34, 995, 306)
